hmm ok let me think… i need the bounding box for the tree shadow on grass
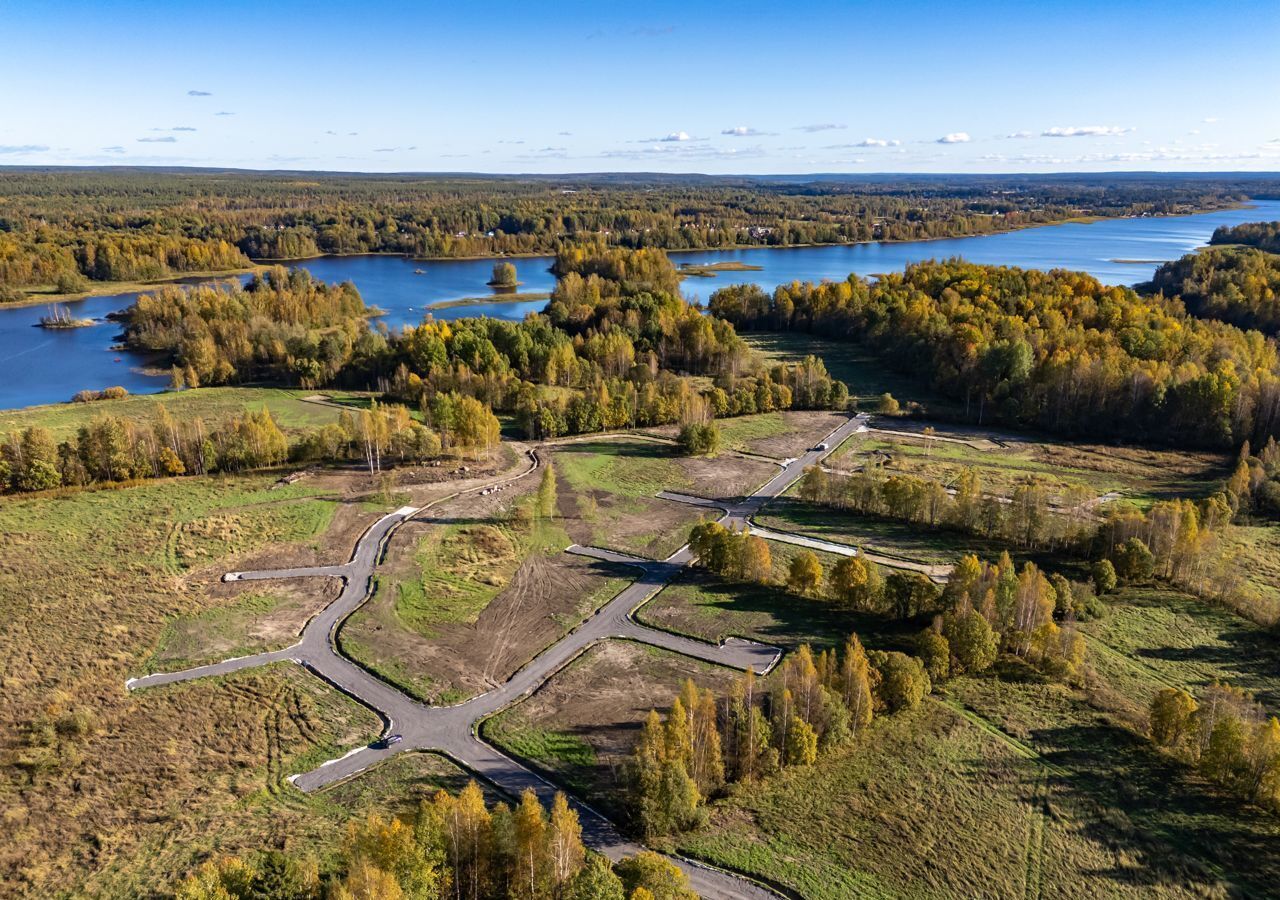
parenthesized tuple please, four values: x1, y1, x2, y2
(635, 568, 922, 654)
(1022, 719, 1280, 895)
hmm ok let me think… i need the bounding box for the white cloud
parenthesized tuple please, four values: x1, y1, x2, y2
(1041, 125, 1132, 137)
(1203, 117, 1219, 124)
(215, 111, 235, 116)
(661, 131, 692, 142)
(101, 145, 125, 154)
(795, 123, 846, 133)
(723, 126, 764, 137)
(187, 89, 211, 96)
(0, 144, 49, 154)
(855, 137, 900, 147)
(937, 132, 971, 144)
(1005, 130, 1034, 139)
(136, 136, 177, 143)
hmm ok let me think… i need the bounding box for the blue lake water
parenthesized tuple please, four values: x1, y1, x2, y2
(2, 199, 1278, 411)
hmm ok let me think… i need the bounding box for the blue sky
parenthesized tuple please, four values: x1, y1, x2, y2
(2, 0, 1278, 173)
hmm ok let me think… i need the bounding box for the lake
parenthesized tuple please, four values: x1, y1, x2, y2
(3, 199, 1279, 411)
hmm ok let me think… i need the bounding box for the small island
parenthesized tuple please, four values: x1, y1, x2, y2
(677, 260, 765, 278)
(486, 261, 521, 290)
(37, 304, 94, 329)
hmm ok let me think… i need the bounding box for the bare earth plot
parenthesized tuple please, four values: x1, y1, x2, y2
(484, 641, 741, 815)
(550, 435, 778, 559)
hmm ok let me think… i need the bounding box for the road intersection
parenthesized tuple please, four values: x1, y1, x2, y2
(128, 413, 871, 898)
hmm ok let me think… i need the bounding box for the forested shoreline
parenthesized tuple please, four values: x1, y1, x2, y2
(0, 169, 1268, 298)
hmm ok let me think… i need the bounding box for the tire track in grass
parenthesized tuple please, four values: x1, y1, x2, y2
(940, 699, 1058, 900)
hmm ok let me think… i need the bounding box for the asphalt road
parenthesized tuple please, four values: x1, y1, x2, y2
(128, 414, 869, 898)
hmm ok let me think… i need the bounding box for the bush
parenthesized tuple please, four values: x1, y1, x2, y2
(676, 422, 721, 457)
(55, 269, 89, 293)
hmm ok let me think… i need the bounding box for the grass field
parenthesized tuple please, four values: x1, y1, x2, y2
(714, 413, 792, 453)
(758, 495, 1005, 566)
(146, 590, 301, 672)
(829, 426, 1228, 507)
(393, 512, 569, 632)
(0, 386, 343, 440)
(1081, 585, 1280, 716)
(0, 471, 386, 896)
(630, 527, 1280, 897)
(742, 331, 962, 415)
(1219, 522, 1280, 620)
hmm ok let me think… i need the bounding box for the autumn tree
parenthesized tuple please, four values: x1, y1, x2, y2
(537, 461, 558, 519)
(615, 852, 698, 900)
(942, 608, 998, 674)
(1150, 688, 1198, 751)
(786, 550, 823, 596)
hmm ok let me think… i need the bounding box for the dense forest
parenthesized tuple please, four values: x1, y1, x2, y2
(1212, 220, 1280, 254)
(120, 247, 847, 440)
(1151, 241, 1280, 334)
(710, 258, 1280, 449)
(0, 168, 1269, 295)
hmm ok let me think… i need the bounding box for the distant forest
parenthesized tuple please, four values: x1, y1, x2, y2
(0, 168, 1275, 295)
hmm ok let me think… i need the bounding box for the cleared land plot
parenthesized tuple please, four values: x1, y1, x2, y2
(342, 467, 634, 703)
(551, 437, 775, 559)
(645, 410, 850, 460)
(830, 423, 1228, 507)
(742, 331, 961, 415)
(343, 541, 634, 704)
(0, 386, 343, 439)
(483, 641, 740, 820)
(146, 582, 341, 672)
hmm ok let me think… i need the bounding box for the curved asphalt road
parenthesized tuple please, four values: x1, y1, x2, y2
(129, 414, 869, 898)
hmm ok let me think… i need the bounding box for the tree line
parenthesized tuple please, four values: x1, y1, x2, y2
(176, 782, 700, 900)
(792, 456, 1272, 623)
(0, 398, 502, 495)
(709, 259, 1280, 449)
(629, 641, 914, 839)
(1211, 220, 1280, 254)
(125, 267, 373, 388)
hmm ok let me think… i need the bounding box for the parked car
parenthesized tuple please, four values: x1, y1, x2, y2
(814, 442, 829, 451)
